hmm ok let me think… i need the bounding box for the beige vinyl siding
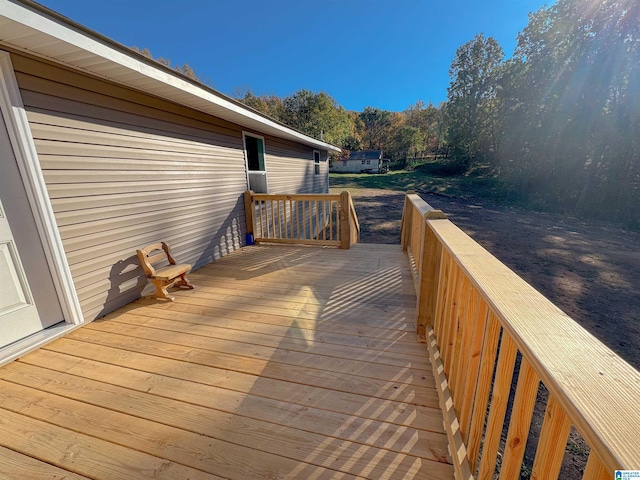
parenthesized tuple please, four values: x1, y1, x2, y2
(11, 52, 249, 321)
(263, 136, 329, 194)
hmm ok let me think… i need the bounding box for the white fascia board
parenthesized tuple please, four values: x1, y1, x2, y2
(0, 0, 341, 153)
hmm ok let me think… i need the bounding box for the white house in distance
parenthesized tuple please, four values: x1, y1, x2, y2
(330, 150, 389, 174)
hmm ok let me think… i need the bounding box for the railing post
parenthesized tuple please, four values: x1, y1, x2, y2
(400, 190, 415, 251)
(340, 191, 350, 250)
(244, 190, 255, 244)
(416, 211, 447, 338)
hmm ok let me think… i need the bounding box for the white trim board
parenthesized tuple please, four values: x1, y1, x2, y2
(0, 50, 83, 359)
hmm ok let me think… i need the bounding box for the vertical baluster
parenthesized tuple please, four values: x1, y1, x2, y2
(433, 250, 451, 341)
(530, 396, 572, 480)
(295, 200, 300, 239)
(315, 200, 320, 240)
(258, 200, 264, 238)
(440, 256, 459, 367)
(477, 334, 518, 480)
(446, 271, 468, 390)
(467, 312, 501, 473)
(450, 276, 473, 404)
(458, 295, 489, 443)
(499, 358, 539, 479)
(288, 199, 293, 239)
(322, 200, 327, 240)
(581, 451, 610, 480)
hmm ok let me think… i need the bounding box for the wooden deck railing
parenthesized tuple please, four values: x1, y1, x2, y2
(400, 192, 640, 480)
(244, 190, 359, 249)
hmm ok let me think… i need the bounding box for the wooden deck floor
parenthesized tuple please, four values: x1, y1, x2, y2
(0, 244, 453, 479)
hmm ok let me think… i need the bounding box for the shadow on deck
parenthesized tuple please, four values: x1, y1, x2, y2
(0, 244, 453, 480)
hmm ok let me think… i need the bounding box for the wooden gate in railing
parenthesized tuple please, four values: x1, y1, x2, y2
(244, 190, 359, 249)
(400, 192, 640, 480)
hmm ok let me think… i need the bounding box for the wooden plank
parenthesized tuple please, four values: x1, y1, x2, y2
(34, 340, 446, 433)
(530, 395, 572, 479)
(255, 237, 341, 247)
(80, 320, 434, 389)
(187, 276, 416, 307)
(158, 294, 415, 331)
(139, 301, 415, 348)
(0, 373, 446, 480)
(0, 409, 215, 480)
(116, 304, 424, 353)
(0, 445, 91, 480)
(176, 286, 415, 323)
(252, 194, 340, 202)
(477, 334, 518, 480)
(99, 312, 434, 373)
(66, 328, 440, 407)
(498, 358, 539, 479)
(14, 350, 449, 461)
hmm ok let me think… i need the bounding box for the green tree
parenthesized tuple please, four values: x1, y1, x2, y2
(499, 0, 640, 224)
(446, 33, 504, 165)
(359, 107, 392, 150)
(280, 90, 353, 147)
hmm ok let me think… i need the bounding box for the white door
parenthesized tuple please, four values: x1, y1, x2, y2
(0, 198, 43, 348)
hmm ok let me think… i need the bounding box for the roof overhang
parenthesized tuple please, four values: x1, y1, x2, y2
(0, 0, 341, 153)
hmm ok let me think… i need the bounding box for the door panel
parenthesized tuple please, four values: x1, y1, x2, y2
(0, 101, 63, 349)
(0, 200, 43, 348)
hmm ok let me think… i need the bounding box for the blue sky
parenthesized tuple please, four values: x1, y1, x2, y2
(38, 0, 550, 112)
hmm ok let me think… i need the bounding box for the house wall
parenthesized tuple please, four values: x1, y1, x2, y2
(265, 140, 328, 194)
(8, 51, 326, 321)
(331, 158, 379, 173)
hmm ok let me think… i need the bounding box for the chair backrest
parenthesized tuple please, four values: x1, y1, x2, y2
(136, 242, 176, 276)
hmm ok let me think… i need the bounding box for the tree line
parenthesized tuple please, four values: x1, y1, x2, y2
(446, 0, 639, 227)
(235, 90, 447, 167)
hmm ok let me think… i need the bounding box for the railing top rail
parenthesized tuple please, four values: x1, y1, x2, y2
(405, 192, 447, 219)
(425, 214, 640, 471)
(251, 193, 341, 201)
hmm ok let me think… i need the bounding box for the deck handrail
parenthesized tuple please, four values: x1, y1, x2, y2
(244, 190, 359, 249)
(401, 192, 640, 479)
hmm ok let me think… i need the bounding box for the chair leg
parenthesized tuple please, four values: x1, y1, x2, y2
(174, 273, 194, 289)
(152, 279, 175, 302)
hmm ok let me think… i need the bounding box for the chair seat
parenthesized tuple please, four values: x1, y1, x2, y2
(152, 263, 191, 281)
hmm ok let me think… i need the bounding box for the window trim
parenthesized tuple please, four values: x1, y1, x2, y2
(242, 131, 269, 193)
(313, 150, 321, 176)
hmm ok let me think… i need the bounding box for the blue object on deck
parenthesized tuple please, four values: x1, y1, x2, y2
(246, 233, 254, 245)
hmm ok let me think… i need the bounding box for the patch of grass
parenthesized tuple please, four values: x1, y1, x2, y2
(330, 159, 505, 202)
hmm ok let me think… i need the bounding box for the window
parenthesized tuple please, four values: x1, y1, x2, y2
(244, 133, 268, 193)
(314, 150, 321, 175)
(361, 160, 366, 165)
(366, 160, 371, 165)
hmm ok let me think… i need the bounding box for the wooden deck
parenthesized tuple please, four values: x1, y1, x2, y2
(0, 244, 452, 480)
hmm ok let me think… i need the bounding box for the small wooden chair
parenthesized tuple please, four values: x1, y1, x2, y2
(136, 242, 194, 301)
